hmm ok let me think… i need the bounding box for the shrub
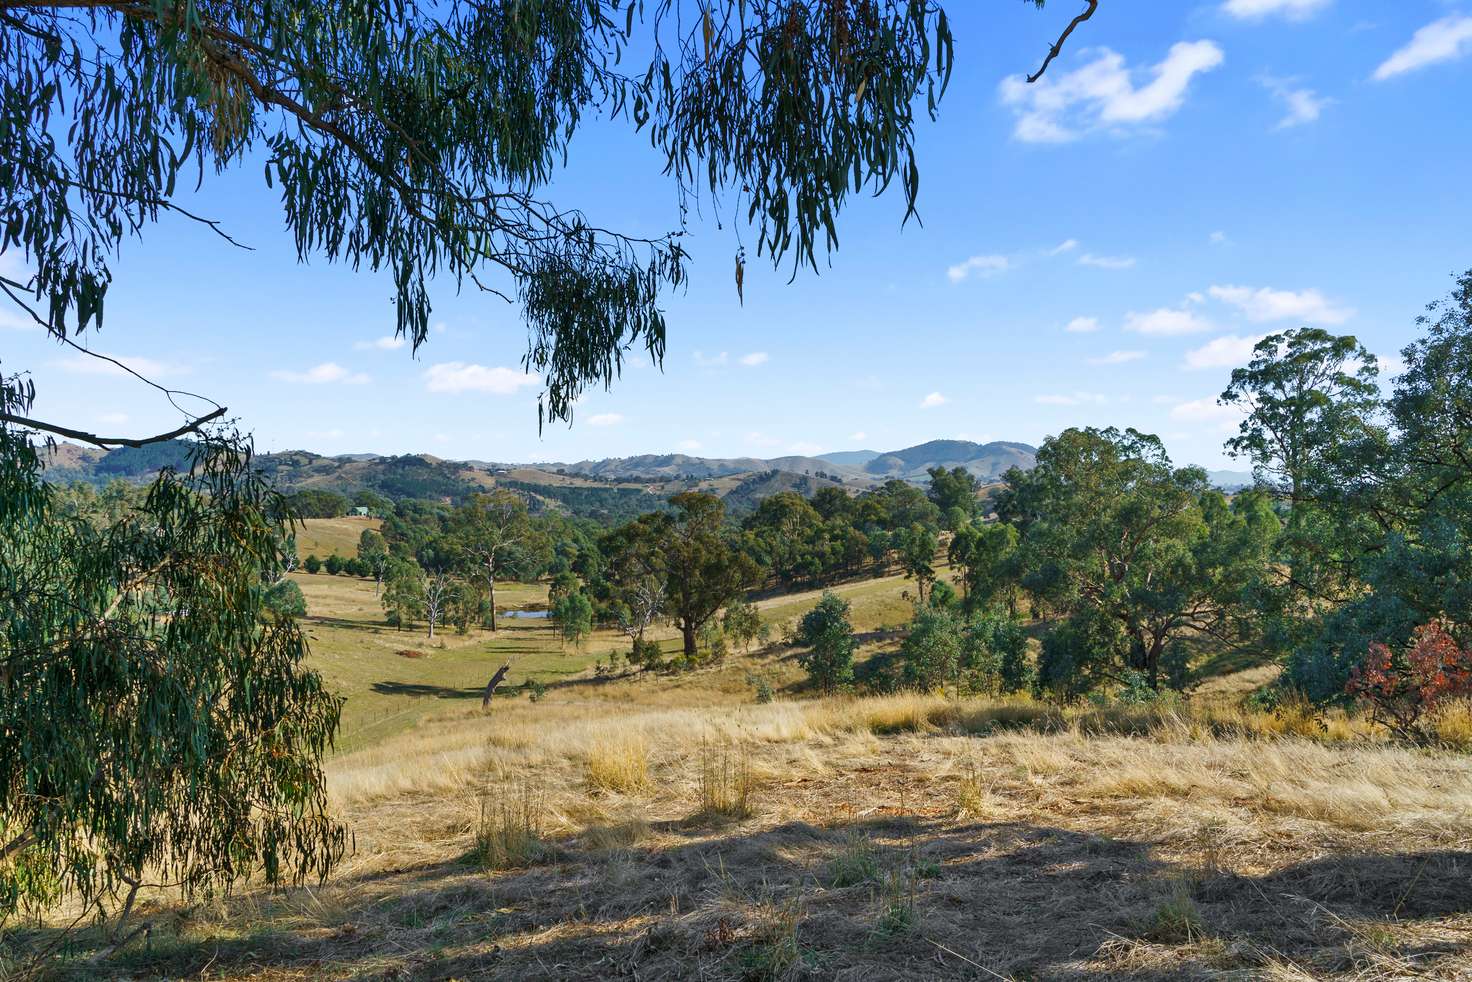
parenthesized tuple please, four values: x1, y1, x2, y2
(723, 600, 763, 651)
(323, 554, 345, 575)
(262, 579, 307, 621)
(629, 636, 662, 668)
(900, 607, 961, 692)
(746, 671, 775, 704)
(1347, 618, 1472, 741)
(303, 554, 322, 574)
(552, 590, 594, 648)
(797, 592, 856, 694)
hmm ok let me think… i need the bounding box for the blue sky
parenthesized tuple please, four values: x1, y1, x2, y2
(6, 0, 1472, 468)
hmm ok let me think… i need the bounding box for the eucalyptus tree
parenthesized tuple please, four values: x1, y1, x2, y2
(451, 491, 530, 631)
(1006, 427, 1274, 695)
(0, 379, 344, 934)
(661, 492, 761, 657)
(1220, 329, 1386, 608)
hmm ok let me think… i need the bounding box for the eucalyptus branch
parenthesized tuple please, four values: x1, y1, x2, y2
(1025, 0, 1097, 84)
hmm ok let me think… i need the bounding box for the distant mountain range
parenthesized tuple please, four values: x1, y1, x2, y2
(556, 439, 1037, 485)
(38, 437, 1255, 516)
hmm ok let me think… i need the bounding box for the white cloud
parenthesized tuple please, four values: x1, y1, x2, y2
(694, 350, 729, 367)
(788, 441, 825, 456)
(1209, 230, 1227, 245)
(946, 254, 1011, 283)
(1035, 391, 1109, 407)
(55, 353, 186, 378)
(1078, 253, 1137, 270)
(1171, 396, 1245, 433)
(1184, 333, 1267, 370)
(919, 392, 948, 409)
(1207, 284, 1353, 324)
(739, 351, 769, 367)
(999, 41, 1224, 143)
(1050, 239, 1080, 255)
(1065, 316, 1101, 333)
(677, 439, 703, 451)
(433, 433, 451, 445)
(588, 413, 624, 427)
(1373, 15, 1472, 81)
(746, 431, 783, 449)
(271, 362, 370, 385)
(1377, 354, 1406, 379)
(1125, 307, 1214, 335)
(1090, 350, 1147, 365)
(1260, 75, 1332, 128)
(354, 335, 406, 351)
(1222, 0, 1330, 21)
(849, 431, 868, 442)
(423, 362, 539, 395)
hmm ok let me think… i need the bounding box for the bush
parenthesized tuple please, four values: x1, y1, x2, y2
(900, 607, 962, 692)
(303, 554, 322, 574)
(723, 600, 763, 651)
(629, 636, 661, 668)
(323, 554, 345, 575)
(551, 590, 594, 648)
(1347, 618, 1472, 741)
(746, 671, 775, 704)
(797, 592, 856, 694)
(262, 579, 307, 621)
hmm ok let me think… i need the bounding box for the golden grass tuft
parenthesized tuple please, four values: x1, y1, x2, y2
(585, 732, 651, 794)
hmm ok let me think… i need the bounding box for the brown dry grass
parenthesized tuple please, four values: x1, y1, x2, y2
(39, 682, 1472, 981)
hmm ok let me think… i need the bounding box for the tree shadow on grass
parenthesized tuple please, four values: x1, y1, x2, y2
(28, 814, 1472, 981)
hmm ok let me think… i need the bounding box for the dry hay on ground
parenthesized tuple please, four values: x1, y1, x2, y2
(55, 694, 1472, 981)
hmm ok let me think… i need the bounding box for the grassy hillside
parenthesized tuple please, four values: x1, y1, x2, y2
(29, 553, 1472, 981)
(294, 516, 382, 559)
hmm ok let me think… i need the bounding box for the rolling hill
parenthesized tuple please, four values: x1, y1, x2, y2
(37, 437, 1040, 519)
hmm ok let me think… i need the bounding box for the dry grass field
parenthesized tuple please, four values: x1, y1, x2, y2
(18, 522, 1472, 980)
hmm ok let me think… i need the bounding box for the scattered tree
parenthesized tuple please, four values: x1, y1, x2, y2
(797, 592, 857, 694)
(661, 493, 761, 657)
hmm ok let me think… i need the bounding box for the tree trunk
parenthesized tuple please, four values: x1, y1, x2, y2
(488, 575, 497, 632)
(682, 621, 697, 657)
(427, 615, 435, 640)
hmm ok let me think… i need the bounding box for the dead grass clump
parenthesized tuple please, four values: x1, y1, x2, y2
(585, 732, 651, 794)
(474, 782, 547, 871)
(953, 761, 999, 820)
(581, 817, 651, 852)
(693, 742, 755, 823)
(1431, 698, 1472, 749)
(396, 649, 428, 659)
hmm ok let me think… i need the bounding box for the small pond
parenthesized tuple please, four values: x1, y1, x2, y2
(500, 609, 550, 619)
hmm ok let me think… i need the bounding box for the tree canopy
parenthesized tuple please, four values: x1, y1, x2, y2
(0, 0, 979, 431)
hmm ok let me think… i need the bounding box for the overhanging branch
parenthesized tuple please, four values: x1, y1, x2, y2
(0, 406, 227, 449)
(1026, 0, 1098, 84)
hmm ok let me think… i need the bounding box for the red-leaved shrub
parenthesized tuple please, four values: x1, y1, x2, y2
(1346, 618, 1472, 740)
